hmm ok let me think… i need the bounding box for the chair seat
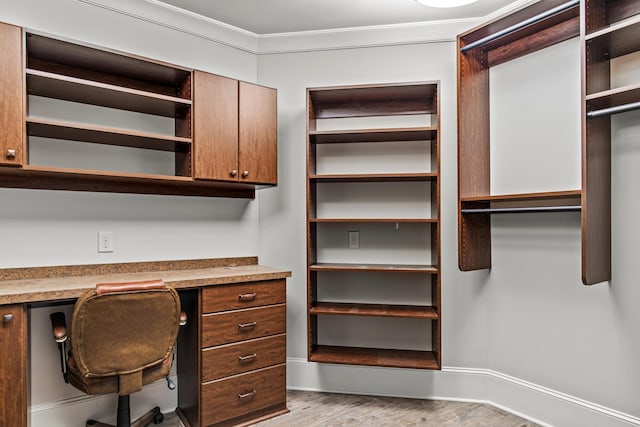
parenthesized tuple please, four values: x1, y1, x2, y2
(66, 352, 172, 396)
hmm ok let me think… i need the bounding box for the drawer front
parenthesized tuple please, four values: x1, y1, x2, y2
(201, 364, 286, 427)
(202, 334, 286, 382)
(202, 280, 286, 313)
(202, 304, 285, 347)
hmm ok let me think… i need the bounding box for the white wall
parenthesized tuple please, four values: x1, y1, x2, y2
(0, 1, 259, 425)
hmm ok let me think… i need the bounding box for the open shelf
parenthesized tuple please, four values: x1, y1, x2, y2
(0, 166, 255, 198)
(26, 117, 191, 152)
(585, 14, 640, 59)
(26, 33, 191, 96)
(586, 82, 640, 114)
(309, 218, 437, 223)
(310, 173, 437, 183)
(308, 83, 437, 119)
(310, 303, 438, 319)
(460, 190, 582, 213)
(309, 345, 439, 369)
(309, 127, 437, 144)
(309, 263, 438, 273)
(26, 69, 191, 117)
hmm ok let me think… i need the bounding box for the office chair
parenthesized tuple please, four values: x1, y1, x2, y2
(50, 279, 186, 427)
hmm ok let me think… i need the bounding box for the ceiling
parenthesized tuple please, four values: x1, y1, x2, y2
(155, 0, 524, 35)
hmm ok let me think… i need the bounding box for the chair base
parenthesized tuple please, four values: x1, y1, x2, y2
(86, 406, 164, 427)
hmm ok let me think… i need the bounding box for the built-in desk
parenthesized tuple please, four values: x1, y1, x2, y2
(0, 257, 291, 427)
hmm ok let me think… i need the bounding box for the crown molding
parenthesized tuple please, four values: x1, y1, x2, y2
(78, 0, 538, 55)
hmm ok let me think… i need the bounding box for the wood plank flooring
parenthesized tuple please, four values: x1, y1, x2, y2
(163, 390, 541, 426)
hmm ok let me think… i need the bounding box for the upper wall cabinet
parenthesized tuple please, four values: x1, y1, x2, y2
(0, 22, 278, 198)
(0, 23, 23, 166)
(193, 72, 277, 185)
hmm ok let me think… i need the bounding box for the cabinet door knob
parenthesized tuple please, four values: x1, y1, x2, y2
(242, 170, 249, 177)
(5, 149, 16, 159)
(230, 170, 238, 177)
(3, 313, 14, 323)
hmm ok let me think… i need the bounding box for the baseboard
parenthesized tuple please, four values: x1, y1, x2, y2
(29, 375, 178, 427)
(286, 358, 640, 427)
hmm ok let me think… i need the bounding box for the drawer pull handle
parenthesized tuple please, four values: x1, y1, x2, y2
(238, 321, 257, 330)
(238, 292, 257, 302)
(238, 353, 257, 362)
(238, 390, 256, 400)
(3, 314, 14, 323)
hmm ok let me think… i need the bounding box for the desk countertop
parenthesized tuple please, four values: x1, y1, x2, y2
(0, 257, 291, 304)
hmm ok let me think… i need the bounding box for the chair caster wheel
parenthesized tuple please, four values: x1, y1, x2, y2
(152, 408, 164, 424)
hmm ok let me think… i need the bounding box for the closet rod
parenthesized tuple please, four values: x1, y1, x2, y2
(461, 206, 581, 214)
(460, 0, 579, 53)
(587, 101, 640, 118)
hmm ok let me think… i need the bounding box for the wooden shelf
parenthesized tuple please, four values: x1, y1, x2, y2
(310, 173, 437, 182)
(308, 83, 438, 119)
(586, 82, 640, 112)
(0, 166, 255, 198)
(309, 127, 437, 144)
(26, 69, 191, 117)
(26, 33, 191, 90)
(585, 14, 640, 59)
(26, 117, 191, 152)
(309, 345, 439, 370)
(460, 190, 582, 211)
(309, 263, 438, 273)
(307, 82, 441, 369)
(309, 218, 437, 223)
(310, 303, 438, 319)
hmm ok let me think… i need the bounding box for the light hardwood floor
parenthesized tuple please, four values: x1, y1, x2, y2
(164, 390, 541, 426)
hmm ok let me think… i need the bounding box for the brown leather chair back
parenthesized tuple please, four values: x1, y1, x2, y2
(69, 279, 181, 395)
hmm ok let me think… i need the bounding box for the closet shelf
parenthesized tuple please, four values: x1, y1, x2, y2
(309, 263, 438, 273)
(26, 117, 191, 151)
(0, 166, 255, 198)
(308, 83, 438, 118)
(586, 83, 640, 113)
(310, 303, 438, 319)
(309, 127, 437, 144)
(309, 218, 437, 223)
(309, 346, 439, 370)
(460, 190, 581, 210)
(585, 14, 640, 59)
(26, 69, 192, 117)
(310, 173, 437, 182)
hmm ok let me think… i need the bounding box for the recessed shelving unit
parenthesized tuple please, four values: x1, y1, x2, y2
(457, 0, 620, 285)
(306, 82, 441, 370)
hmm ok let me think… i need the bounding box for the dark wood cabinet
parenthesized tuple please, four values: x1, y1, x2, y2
(0, 23, 278, 198)
(0, 22, 23, 167)
(306, 82, 441, 370)
(178, 279, 288, 427)
(0, 304, 27, 427)
(194, 73, 277, 185)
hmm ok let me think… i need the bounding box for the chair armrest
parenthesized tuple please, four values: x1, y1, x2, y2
(50, 312, 68, 343)
(179, 312, 187, 326)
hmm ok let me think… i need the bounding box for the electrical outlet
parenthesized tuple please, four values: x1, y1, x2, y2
(348, 231, 359, 249)
(98, 231, 114, 253)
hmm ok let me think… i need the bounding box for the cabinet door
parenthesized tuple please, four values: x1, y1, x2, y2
(0, 23, 23, 166)
(193, 71, 239, 181)
(0, 304, 27, 427)
(239, 82, 277, 185)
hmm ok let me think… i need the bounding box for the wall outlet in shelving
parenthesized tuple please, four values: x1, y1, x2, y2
(348, 231, 359, 249)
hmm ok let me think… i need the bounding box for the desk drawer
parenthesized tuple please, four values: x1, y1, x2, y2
(201, 364, 286, 427)
(201, 304, 285, 347)
(202, 334, 285, 382)
(202, 280, 286, 313)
